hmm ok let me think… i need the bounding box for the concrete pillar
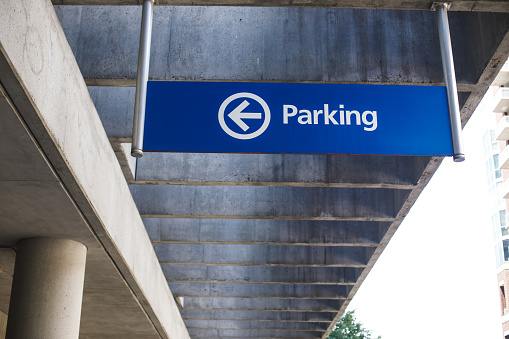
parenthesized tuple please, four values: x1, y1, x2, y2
(0, 311, 6, 339)
(5, 238, 87, 339)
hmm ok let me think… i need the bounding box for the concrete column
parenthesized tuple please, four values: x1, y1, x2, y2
(6, 238, 87, 339)
(0, 311, 6, 339)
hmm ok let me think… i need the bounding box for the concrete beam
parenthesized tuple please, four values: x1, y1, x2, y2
(0, 1, 189, 338)
(180, 310, 336, 322)
(50, 1, 509, 12)
(155, 244, 373, 267)
(189, 338, 316, 339)
(146, 219, 390, 246)
(131, 185, 407, 220)
(134, 152, 427, 189)
(54, 7, 508, 85)
(188, 328, 323, 338)
(183, 297, 343, 312)
(163, 266, 362, 285)
(169, 283, 351, 299)
(184, 320, 328, 331)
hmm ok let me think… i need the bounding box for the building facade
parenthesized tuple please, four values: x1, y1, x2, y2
(482, 61, 509, 338)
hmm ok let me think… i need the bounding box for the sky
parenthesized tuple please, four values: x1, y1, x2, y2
(346, 97, 503, 338)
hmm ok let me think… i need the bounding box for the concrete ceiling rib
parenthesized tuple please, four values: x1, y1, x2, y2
(154, 244, 373, 267)
(162, 266, 363, 285)
(188, 328, 324, 338)
(168, 282, 352, 299)
(130, 185, 404, 219)
(182, 297, 342, 312)
(183, 319, 328, 331)
(180, 309, 337, 322)
(145, 219, 390, 246)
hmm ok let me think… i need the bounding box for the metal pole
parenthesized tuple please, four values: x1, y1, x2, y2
(432, 2, 465, 162)
(131, 0, 154, 158)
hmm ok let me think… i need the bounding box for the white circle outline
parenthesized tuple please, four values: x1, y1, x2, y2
(218, 92, 271, 140)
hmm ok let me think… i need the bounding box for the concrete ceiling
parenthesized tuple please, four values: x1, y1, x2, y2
(51, 0, 509, 12)
(49, 4, 509, 338)
(0, 1, 508, 339)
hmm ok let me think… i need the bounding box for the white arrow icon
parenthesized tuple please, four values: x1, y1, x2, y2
(228, 100, 262, 132)
(218, 92, 271, 140)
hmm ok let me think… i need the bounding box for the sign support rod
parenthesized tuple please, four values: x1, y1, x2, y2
(131, 0, 154, 158)
(432, 2, 465, 162)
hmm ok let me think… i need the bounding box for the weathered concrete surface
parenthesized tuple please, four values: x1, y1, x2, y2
(146, 219, 390, 245)
(50, 0, 509, 12)
(191, 338, 318, 339)
(0, 1, 188, 338)
(169, 283, 351, 299)
(0, 250, 14, 317)
(193, 338, 318, 339)
(135, 153, 426, 187)
(163, 266, 362, 285)
(155, 244, 373, 266)
(188, 328, 323, 338)
(135, 153, 426, 188)
(180, 310, 336, 322)
(55, 6, 494, 85)
(131, 185, 407, 220)
(184, 320, 328, 331)
(183, 297, 342, 312)
(6, 238, 87, 339)
(88, 86, 135, 140)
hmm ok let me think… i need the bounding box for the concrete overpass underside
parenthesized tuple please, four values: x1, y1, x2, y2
(0, 1, 509, 338)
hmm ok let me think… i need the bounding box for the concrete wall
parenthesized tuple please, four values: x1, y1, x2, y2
(55, 6, 504, 85)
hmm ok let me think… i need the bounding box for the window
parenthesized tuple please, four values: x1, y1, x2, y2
(501, 284, 507, 316)
(503, 239, 509, 262)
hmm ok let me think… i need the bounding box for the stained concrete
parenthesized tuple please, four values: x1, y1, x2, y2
(184, 320, 328, 331)
(155, 244, 374, 266)
(131, 185, 406, 219)
(50, 0, 509, 12)
(145, 219, 390, 246)
(169, 282, 351, 299)
(180, 309, 337, 322)
(134, 153, 428, 188)
(56, 6, 487, 85)
(183, 297, 343, 312)
(188, 328, 324, 338)
(163, 266, 363, 285)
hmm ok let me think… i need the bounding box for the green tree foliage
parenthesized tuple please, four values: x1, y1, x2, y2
(328, 310, 381, 339)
